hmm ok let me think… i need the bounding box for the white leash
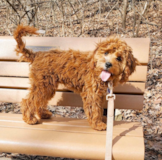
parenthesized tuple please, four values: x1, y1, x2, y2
(105, 81, 115, 160)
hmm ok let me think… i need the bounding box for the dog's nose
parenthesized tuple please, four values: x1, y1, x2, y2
(105, 62, 112, 68)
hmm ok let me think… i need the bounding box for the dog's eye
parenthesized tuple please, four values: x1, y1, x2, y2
(116, 56, 122, 61)
(105, 52, 109, 55)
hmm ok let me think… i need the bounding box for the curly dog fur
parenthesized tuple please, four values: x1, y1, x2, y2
(14, 25, 139, 131)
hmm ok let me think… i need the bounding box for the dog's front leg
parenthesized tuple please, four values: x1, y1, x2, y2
(81, 91, 106, 131)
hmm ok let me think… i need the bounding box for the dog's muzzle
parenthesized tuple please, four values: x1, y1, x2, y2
(105, 62, 112, 69)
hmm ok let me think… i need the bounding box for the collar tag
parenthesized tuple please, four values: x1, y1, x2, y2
(107, 88, 110, 93)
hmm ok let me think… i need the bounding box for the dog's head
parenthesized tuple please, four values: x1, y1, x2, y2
(92, 37, 139, 86)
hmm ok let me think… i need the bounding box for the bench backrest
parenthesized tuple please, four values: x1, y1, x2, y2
(0, 37, 150, 110)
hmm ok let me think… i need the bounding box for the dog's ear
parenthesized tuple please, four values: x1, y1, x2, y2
(119, 49, 140, 83)
(90, 46, 99, 69)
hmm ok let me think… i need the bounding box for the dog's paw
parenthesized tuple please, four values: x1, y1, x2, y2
(93, 121, 107, 131)
(23, 116, 38, 125)
(41, 110, 52, 119)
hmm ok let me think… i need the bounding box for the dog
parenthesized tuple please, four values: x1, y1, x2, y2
(14, 25, 139, 131)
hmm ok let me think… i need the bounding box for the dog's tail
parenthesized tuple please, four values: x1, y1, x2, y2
(14, 25, 39, 63)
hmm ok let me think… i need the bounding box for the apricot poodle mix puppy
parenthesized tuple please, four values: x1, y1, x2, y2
(14, 25, 139, 131)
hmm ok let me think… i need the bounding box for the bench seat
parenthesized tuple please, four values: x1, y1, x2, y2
(0, 113, 144, 160)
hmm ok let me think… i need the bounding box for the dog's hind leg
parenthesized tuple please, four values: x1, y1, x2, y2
(40, 108, 53, 119)
(21, 97, 38, 125)
(21, 82, 56, 124)
(37, 83, 57, 120)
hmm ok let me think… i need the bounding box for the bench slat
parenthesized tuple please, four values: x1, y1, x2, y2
(0, 88, 144, 110)
(0, 77, 145, 94)
(0, 113, 144, 160)
(0, 62, 29, 77)
(0, 113, 143, 137)
(0, 37, 150, 64)
(0, 62, 147, 82)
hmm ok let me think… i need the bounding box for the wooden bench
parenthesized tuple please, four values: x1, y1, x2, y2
(0, 37, 150, 160)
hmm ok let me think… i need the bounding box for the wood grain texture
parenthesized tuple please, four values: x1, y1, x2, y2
(0, 88, 144, 110)
(0, 37, 150, 64)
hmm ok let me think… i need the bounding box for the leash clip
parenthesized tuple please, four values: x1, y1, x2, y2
(106, 94, 116, 100)
(106, 81, 115, 100)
